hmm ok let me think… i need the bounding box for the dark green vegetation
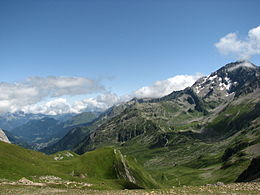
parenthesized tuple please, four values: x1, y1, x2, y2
(40, 126, 91, 154)
(40, 112, 99, 154)
(64, 112, 99, 127)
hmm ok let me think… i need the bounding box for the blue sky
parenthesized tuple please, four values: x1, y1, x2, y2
(0, 0, 260, 114)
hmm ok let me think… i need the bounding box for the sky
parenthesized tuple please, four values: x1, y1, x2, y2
(0, 0, 260, 115)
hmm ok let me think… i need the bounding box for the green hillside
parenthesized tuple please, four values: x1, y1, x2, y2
(64, 111, 99, 127)
(41, 126, 92, 154)
(0, 141, 158, 189)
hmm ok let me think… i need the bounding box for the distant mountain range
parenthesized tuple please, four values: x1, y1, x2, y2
(0, 112, 77, 131)
(0, 111, 99, 149)
(0, 112, 48, 130)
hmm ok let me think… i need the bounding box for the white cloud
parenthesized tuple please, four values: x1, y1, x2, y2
(72, 96, 112, 113)
(215, 25, 260, 59)
(72, 92, 127, 112)
(133, 74, 203, 98)
(0, 74, 203, 115)
(24, 76, 104, 97)
(0, 76, 104, 114)
(21, 93, 125, 115)
(22, 98, 73, 115)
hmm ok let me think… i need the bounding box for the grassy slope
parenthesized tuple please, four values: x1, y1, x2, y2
(64, 112, 98, 127)
(0, 142, 157, 189)
(0, 141, 53, 180)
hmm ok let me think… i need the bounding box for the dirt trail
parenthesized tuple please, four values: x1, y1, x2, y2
(0, 181, 259, 195)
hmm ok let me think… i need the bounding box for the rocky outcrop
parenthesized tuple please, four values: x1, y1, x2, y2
(114, 149, 136, 184)
(0, 128, 11, 143)
(236, 156, 260, 182)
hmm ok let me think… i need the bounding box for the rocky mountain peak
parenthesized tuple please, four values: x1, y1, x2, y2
(192, 61, 259, 102)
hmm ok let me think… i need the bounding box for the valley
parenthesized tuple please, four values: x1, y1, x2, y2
(0, 61, 259, 193)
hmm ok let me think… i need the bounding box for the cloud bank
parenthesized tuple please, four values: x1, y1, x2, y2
(133, 74, 203, 98)
(0, 74, 202, 115)
(0, 76, 104, 113)
(20, 93, 129, 115)
(215, 25, 260, 59)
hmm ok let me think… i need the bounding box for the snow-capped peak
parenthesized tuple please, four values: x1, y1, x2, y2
(192, 60, 259, 100)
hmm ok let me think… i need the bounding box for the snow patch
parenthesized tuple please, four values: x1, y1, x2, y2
(208, 75, 218, 81)
(224, 77, 229, 81)
(195, 84, 204, 94)
(201, 77, 208, 84)
(226, 92, 235, 97)
(195, 86, 199, 94)
(226, 82, 232, 90)
(219, 77, 232, 91)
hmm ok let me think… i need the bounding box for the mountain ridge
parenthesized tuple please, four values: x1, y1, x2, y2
(43, 61, 260, 156)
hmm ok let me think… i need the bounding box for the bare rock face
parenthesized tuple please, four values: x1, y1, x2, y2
(0, 128, 11, 144)
(236, 156, 260, 182)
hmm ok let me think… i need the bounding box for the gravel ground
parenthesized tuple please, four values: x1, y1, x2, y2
(0, 182, 259, 195)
